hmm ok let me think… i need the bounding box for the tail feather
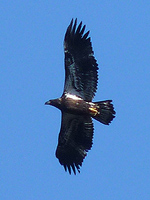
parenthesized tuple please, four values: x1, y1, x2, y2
(93, 100, 116, 125)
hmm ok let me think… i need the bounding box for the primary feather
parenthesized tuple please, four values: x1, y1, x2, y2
(64, 18, 98, 101)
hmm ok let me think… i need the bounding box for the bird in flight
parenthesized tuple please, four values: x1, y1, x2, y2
(45, 19, 116, 175)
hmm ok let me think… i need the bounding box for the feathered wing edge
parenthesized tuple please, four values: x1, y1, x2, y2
(63, 19, 98, 101)
(55, 112, 94, 175)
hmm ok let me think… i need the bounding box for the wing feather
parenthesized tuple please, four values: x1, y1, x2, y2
(56, 112, 94, 174)
(63, 19, 98, 101)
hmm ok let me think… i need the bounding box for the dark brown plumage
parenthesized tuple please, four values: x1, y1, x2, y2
(45, 19, 116, 174)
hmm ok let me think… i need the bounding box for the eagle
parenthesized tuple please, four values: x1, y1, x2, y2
(45, 19, 116, 174)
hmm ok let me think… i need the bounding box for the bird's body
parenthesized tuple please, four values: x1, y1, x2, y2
(45, 19, 116, 174)
(46, 94, 95, 115)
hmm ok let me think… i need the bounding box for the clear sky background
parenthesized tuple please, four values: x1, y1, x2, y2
(1, 1, 150, 200)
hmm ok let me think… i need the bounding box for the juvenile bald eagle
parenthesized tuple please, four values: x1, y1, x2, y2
(45, 19, 115, 174)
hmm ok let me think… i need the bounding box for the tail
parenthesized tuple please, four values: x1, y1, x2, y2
(92, 100, 116, 125)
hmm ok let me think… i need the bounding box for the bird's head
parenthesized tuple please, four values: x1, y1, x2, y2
(45, 98, 62, 109)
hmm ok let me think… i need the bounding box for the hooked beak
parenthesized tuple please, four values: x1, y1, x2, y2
(45, 100, 51, 105)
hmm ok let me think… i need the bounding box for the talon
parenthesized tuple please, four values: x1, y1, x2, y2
(89, 107, 98, 116)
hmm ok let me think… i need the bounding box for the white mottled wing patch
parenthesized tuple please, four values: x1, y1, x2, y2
(65, 93, 82, 100)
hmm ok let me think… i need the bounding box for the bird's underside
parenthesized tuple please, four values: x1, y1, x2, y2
(45, 18, 116, 175)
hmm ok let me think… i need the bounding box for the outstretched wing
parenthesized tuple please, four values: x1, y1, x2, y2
(56, 112, 94, 174)
(63, 19, 98, 101)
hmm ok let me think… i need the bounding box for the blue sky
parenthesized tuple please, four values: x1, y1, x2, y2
(1, 1, 150, 199)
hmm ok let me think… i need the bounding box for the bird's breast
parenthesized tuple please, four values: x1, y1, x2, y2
(62, 93, 89, 114)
